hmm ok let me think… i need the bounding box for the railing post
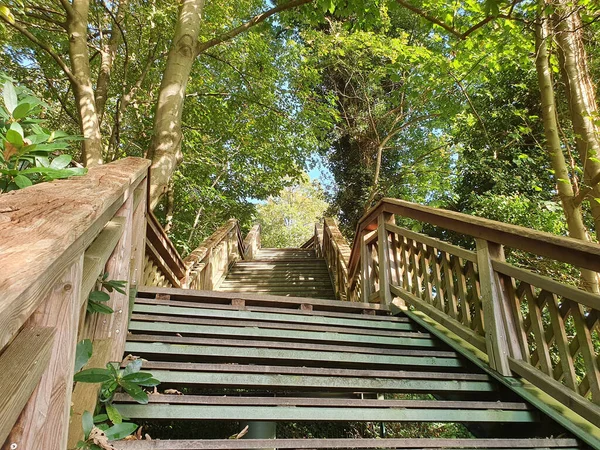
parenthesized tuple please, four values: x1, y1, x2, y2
(378, 213, 395, 305)
(475, 239, 512, 376)
(360, 231, 371, 303)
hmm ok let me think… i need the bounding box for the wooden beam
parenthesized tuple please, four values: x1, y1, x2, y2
(0, 327, 54, 445)
(4, 256, 84, 449)
(475, 239, 511, 376)
(378, 213, 395, 305)
(0, 157, 150, 351)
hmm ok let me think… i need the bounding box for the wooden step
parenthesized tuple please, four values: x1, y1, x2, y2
(128, 317, 431, 344)
(124, 338, 464, 369)
(129, 313, 420, 337)
(113, 395, 536, 423)
(137, 288, 387, 315)
(113, 438, 580, 449)
(114, 362, 493, 392)
(132, 303, 419, 331)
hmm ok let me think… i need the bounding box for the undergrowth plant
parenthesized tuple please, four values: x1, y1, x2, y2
(0, 76, 86, 193)
(87, 273, 127, 315)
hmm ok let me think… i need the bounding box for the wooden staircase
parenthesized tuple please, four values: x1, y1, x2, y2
(216, 248, 336, 299)
(113, 286, 581, 449)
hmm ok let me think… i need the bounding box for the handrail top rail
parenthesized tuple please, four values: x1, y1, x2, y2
(348, 197, 600, 280)
(183, 218, 242, 269)
(0, 157, 150, 349)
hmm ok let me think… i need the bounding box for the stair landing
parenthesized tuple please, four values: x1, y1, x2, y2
(217, 248, 336, 299)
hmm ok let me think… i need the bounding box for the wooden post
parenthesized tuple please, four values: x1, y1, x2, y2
(360, 231, 371, 303)
(5, 256, 84, 450)
(475, 239, 512, 376)
(377, 213, 395, 305)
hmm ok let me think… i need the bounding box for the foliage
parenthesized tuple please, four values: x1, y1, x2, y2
(0, 77, 85, 193)
(256, 175, 329, 248)
(75, 359, 159, 446)
(87, 273, 127, 315)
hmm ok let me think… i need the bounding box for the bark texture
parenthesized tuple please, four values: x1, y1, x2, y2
(148, 0, 205, 209)
(67, 0, 104, 167)
(553, 2, 600, 239)
(535, 7, 599, 293)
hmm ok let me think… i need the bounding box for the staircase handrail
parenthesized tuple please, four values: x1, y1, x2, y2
(318, 218, 352, 300)
(183, 218, 247, 290)
(345, 197, 600, 429)
(0, 157, 150, 448)
(243, 224, 261, 259)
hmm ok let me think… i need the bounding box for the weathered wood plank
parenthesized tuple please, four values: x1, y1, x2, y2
(131, 303, 415, 331)
(124, 341, 465, 368)
(128, 321, 431, 347)
(0, 157, 149, 351)
(114, 393, 526, 409)
(124, 368, 493, 391)
(4, 257, 83, 449)
(0, 327, 54, 446)
(113, 403, 536, 422)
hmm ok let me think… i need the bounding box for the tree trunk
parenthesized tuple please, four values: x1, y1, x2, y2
(535, 6, 599, 293)
(553, 2, 600, 239)
(67, 0, 104, 167)
(148, 0, 205, 209)
(95, 0, 128, 125)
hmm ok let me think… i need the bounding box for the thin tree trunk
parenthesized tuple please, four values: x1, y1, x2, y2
(553, 2, 600, 239)
(148, 0, 205, 209)
(95, 0, 128, 125)
(67, 0, 104, 167)
(535, 6, 599, 293)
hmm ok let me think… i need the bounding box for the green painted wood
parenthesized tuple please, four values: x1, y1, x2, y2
(127, 321, 434, 347)
(113, 404, 536, 422)
(112, 438, 579, 450)
(124, 341, 463, 368)
(123, 369, 495, 391)
(132, 304, 416, 331)
(399, 307, 599, 450)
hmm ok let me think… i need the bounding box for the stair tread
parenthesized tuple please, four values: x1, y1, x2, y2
(113, 438, 580, 449)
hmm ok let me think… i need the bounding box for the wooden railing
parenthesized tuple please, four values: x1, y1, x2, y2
(183, 219, 248, 290)
(315, 219, 352, 300)
(0, 157, 150, 449)
(345, 197, 600, 428)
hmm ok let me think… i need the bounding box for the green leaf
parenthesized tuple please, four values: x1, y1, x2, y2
(3, 81, 17, 113)
(82, 410, 94, 440)
(5, 129, 23, 147)
(87, 301, 114, 315)
(12, 102, 30, 120)
(89, 290, 111, 302)
(75, 339, 93, 373)
(122, 372, 155, 383)
(74, 368, 113, 383)
(104, 422, 138, 440)
(50, 154, 72, 169)
(93, 414, 108, 423)
(119, 380, 148, 404)
(14, 175, 32, 189)
(9, 120, 23, 137)
(106, 403, 123, 425)
(123, 359, 142, 376)
(136, 377, 160, 387)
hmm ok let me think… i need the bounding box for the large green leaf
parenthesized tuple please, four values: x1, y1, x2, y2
(74, 368, 113, 383)
(12, 102, 30, 120)
(122, 359, 142, 376)
(105, 403, 123, 425)
(82, 410, 94, 440)
(13, 174, 32, 189)
(89, 290, 111, 302)
(50, 154, 72, 169)
(2, 81, 17, 114)
(119, 380, 148, 404)
(104, 422, 138, 440)
(74, 339, 93, 373)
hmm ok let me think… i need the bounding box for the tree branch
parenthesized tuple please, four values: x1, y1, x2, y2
(0, 16, 77, 85)
(196, 0, 313, 55)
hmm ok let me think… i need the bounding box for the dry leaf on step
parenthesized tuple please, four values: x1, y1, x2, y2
(89, 427, 116, 449)
(164, 388, 183, 395)
(229, 425, 249, 439)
